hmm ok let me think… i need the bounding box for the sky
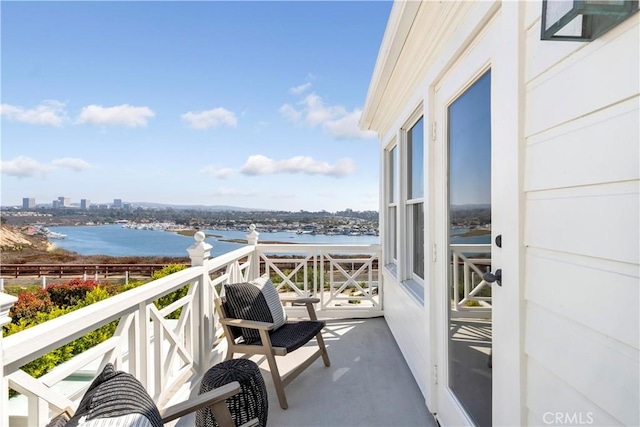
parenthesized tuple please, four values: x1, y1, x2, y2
(0, 1, 392, 212)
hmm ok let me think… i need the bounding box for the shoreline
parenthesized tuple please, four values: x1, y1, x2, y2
(455, 229, 491, 238)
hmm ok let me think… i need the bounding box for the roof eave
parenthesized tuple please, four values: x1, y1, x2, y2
(360, 0, 422, 132)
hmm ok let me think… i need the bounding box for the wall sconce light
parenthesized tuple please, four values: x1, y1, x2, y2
(541, 0, 639, 41)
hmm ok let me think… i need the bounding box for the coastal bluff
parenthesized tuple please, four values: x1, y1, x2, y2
(0, 225, 51, 251)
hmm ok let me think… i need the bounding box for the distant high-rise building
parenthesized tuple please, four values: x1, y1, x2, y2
(58, 196, 70, 207)
(123, 203, 132, 210)
(81, 199, 90, 209)
(113, 199, 123, 208)
(22, 198, 36, 209)
(52, 200, 61, 209)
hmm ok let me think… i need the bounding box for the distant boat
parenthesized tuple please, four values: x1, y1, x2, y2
(46, 230, 67, 239)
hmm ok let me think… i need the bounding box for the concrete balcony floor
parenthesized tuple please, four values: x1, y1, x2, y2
(176, 318, 437, 427)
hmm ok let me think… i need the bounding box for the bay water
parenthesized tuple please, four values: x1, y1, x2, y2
(48, 225, 380, 257)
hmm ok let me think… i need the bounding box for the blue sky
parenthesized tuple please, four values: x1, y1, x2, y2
(1, 1, 391, 212)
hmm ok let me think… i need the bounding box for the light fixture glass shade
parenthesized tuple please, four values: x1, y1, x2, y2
(541, 0, 639, 41)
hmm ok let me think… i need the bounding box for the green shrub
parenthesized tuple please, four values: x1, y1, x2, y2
(348, 291, 361, 304)
(10, 290, 53, 323)
(4, 266, 188, 394)
(150, 264, 186, 280)
(5, 287, 115, 395)
(46, 279, 101, 308)
(122, 264, 189, 319)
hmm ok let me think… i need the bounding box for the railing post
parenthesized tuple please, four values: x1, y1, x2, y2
(452, 250, 460, 309)
(246, 224, 260, 280)
(188, 231, 212, 268)
(1, 292, 18, 427)
(187, 232, 213, 375)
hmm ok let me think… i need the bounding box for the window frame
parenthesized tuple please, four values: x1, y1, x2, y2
(383, 140, 399, 273)
(401, 109, 426, 301)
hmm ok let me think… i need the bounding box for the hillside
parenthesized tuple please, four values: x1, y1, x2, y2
(0, 225, 51, 251)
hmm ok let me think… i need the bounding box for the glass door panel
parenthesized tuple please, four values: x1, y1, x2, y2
(447, 70, 492, 427)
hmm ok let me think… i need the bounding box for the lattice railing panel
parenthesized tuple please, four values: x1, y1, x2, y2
(450, 244, 492, 312)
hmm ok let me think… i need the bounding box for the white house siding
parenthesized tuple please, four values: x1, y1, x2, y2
(522, 6, 639, 427)
(381, 270, 430, 400)
(370, 2, 480, 410)
(363, 1, 639, 425)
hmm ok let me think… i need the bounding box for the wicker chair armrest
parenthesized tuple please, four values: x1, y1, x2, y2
(220, 317, 276, 331)
(160, 381, 241, 425)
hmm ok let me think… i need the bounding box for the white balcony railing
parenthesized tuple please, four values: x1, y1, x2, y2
(0, 227, 381, 427)
(450, 244, 492, 317)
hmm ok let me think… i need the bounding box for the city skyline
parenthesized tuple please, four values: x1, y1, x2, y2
(1, 1, 391, 212)
(12, 194, 379, 213)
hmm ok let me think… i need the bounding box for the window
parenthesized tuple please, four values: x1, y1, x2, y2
(385, 143, 398, 269)
(382, 110, 425, 302)
(406, 117, 424, 281)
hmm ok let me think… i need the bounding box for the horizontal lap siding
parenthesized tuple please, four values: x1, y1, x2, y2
(525, 98, 639, 192)
(523, 10, 639, 427)
(525, 248, 639, 349)
(526, 357, 627, 426)
(525, 304, 639, 426)
(525, 181, 638, 264)
(525, 22, 639, 137)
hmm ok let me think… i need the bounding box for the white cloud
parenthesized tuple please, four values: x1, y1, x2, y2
(279, 93, 376, 140)
(77, 104, 155, 127)
(240, 154, 355, 177)
(278, 104, 301, 122)
(182, 108, 237, 129)
(1, 156, 94, 178)
(0, 156, 53, 177)
(289, 82, 312, 95)
(324, 109, 377, 140)
(0, 100, 67, 126)
(51, 158, 93, 171)
(200, 166, 236, 179)
(302, 93, 345, 127)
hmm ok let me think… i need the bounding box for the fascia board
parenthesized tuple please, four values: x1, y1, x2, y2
(360, 0, 422, 131)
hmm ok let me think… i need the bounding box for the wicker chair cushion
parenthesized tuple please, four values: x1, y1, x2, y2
(245, 320, 325, 352)
(65, 364, 162, 427)
(250, 275, 287, 326)
(224, 277, 287, 342)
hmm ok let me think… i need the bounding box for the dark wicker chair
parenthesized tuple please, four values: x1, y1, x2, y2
(197, 359, 268, 427)
(214, 295, 330, 410)
(48, 363, 254, 427)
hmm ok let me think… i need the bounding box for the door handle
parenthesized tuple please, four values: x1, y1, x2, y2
(483, 269, 502, 286)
